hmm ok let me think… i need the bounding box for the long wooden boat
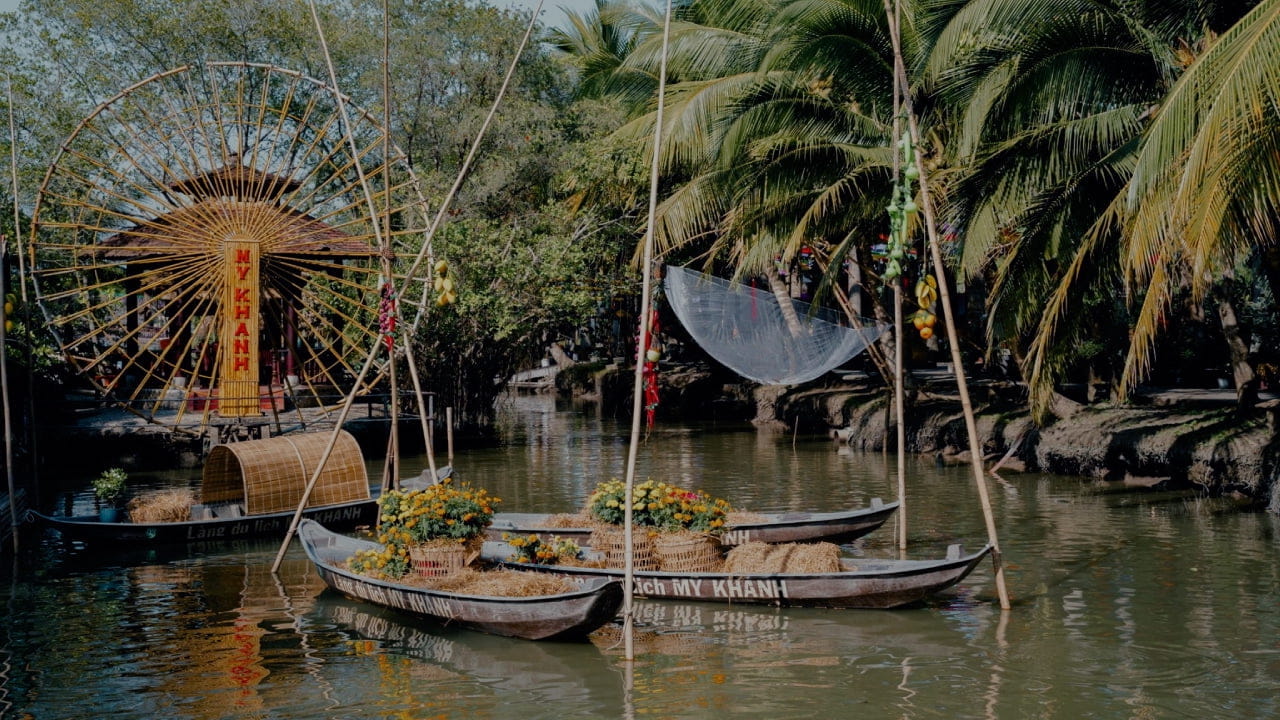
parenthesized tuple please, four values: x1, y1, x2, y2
(30, 432, 450, 546)
(298, 520, 625, 641)
(482, 540, 991, 609)
(487, 498, 899, 547)
(30, 498, 378, 544)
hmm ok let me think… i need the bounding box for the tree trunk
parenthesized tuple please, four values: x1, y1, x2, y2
(1215, 293, 1258, 409)
(765, 270, 806, 338)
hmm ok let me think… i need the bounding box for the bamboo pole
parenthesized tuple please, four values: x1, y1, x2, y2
(382, 0, 400, 489)
(620, 0, 675, 663)
(7, 75, 37, 494)
(273, 0, 544, 571)
(445, 407, 454, 464)
(882, 2, 1011, 609)
(0, 238, 15, 551)
(886, 0, 908, 552)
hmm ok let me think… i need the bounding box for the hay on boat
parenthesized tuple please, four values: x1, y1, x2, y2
(126, 489, 195, 523)
(542, 513, 598, 528)
(723, 542, 842, 574)
(420, 568, 577, 597)
(726, 511, 769, 525)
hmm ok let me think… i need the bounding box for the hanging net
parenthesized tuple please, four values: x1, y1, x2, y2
(664, 265, 889, 385)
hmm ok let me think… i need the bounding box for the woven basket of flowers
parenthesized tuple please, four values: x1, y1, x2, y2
(587, 526, 659, 570)
(409, 539, 470, 578)
(585, 478, 732, 571)
(350, 479, 500, 581)
(652, 530, 722, 572)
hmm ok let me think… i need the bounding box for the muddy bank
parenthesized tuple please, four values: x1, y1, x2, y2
(777, 380, 1278, 512)
(582, 364, 1279, 513)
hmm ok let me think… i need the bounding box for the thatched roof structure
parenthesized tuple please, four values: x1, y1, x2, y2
(100, 200, 375, 259)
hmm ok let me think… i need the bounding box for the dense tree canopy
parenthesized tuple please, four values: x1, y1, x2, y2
(555, 0, 1280, 418)
(0, 0, 640, 425)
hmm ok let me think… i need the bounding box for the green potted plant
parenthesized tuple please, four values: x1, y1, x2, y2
(93, 468, 127, 522)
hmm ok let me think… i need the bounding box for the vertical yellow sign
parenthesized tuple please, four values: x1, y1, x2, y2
(219, 237, 261, 416)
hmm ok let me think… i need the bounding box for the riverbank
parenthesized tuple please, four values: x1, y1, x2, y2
(567, 362, 1279, 513)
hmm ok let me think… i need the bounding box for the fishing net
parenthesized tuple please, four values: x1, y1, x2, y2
(664, 266, 888, 386)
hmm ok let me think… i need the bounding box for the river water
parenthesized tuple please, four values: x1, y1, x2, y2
(3, 393, 1278, 719)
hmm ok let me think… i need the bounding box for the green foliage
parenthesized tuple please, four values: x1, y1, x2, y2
(92, 467, 127, 506)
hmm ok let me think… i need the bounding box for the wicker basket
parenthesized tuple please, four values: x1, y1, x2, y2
(409, 540, 470, 578)
(653, 531, 723, 572)
(588, 527, 659, 570)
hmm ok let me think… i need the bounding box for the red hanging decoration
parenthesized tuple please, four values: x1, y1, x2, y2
(641, 306, 661, 427)
(378, 282, 398, 352)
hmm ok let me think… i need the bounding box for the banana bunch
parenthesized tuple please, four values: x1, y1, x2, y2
(912, 274, 938, 340)
(432, 259, 457, 306)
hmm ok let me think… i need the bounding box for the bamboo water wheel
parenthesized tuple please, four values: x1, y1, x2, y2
(28, 62, 432, 432)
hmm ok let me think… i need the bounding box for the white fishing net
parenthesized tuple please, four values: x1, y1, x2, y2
(664, 265, 889, 386)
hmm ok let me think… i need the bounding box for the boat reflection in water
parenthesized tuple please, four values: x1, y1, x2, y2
(304, 596, 626, 712)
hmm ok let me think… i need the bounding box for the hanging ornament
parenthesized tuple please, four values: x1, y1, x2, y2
(378, 282, 398, 351)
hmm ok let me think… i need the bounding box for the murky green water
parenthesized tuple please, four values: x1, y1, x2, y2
(3, 393, 1278, 718)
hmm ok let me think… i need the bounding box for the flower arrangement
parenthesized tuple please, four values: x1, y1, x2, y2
(348, 543, 411, 579)
(504, 533, 582, 565)
(93, 468, 128, 507)
(376, 479, 500, 545)
(586, 479, 731, 534)
(348, 479, 500, 580)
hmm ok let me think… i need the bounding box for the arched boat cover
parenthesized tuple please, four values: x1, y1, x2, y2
(201, 430, 370, 515)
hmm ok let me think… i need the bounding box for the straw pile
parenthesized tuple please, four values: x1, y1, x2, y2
(723, 542, 842, 574)
(726, 511, 769, 525)
(126, 489, 195, 523)
(420, 568, 576, 597)
(542, 513, 598, 528)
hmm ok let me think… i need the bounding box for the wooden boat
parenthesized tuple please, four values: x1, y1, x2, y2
(32, 431, 448, 545)
(481, 540, 991, 609)
(298, 520, 625, 641)
(487, 497, 899, 547)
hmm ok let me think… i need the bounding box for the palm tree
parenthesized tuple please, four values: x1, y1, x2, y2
(924, 0, 1263, 416)
(1120, 0, 1280, 400)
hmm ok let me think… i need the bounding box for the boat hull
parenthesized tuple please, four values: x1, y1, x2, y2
(30, 498, 378, 544)
(487, 499, 900, 547)
(299, 520, 625, 641)
(482, 542, 990, 609)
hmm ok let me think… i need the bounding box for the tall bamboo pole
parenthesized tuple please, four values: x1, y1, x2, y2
(887, 0, 907, 552)
(7, 75, 36, 494)
(381, 0, 400, 489)
(0, 238, 15, 552)
(621, 0, 674, 662)
(274, 0, 544, 572)
(882, 1, 1010, 609)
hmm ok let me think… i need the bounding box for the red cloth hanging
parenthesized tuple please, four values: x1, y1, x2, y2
(378, 282, 397, 352)
(642, 307, 660, 427)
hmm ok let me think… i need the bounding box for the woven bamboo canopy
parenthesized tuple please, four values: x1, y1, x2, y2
(201, 430, 369, 515)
